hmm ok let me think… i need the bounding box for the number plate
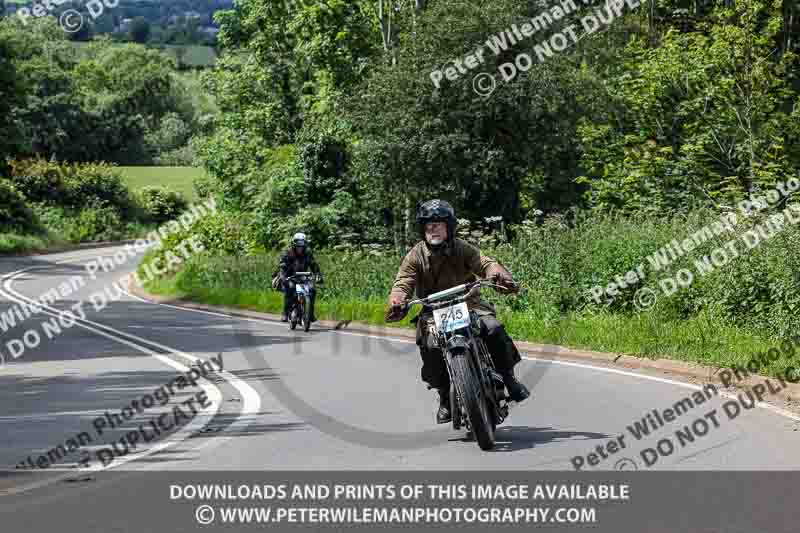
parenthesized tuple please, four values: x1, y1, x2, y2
(295, 284, 307, 294)
(432, 302, 470, 333)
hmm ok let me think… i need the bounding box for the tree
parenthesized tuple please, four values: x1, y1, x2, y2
(348, 0, 599, 229)
(576, 0, 799, 213)
(1, 19, 195, 165)
(0, 19, 28, 176)
(198, 0, 379, 208)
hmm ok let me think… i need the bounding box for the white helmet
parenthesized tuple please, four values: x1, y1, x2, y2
(292, 232, 306, 247)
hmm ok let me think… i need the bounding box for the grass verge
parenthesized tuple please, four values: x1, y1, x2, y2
(142, 253, 799, 381)
(144, 268, 417, 331)
(0, 231, 64, 254)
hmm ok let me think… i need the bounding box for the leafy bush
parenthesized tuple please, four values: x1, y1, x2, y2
(193, 170, 217, 199)
(139, 210, 262, 279)
(32, 202, 127, 243)
(0, 179, 38, 231)
(30, 203, 71, 236)
(155, 144, 198, 166)
(495, 208, 800, 339)
(9, 158, 134, 217)
(247, 144, 360, 249)
(145, 112, 192, 156)
(193, 129, 277, 211)
(8, 158, 67, 204)
(66, 205, 124, 242)
(137, 186, 188, 223)
(191, 211, 262, 255)
(0, 232, 55, 254)
(1, 158, 164, 249)
(61, 163, 133, 215)
(297, 131, 351, 205)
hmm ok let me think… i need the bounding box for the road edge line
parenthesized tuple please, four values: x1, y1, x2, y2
(127, 281, 800, 419)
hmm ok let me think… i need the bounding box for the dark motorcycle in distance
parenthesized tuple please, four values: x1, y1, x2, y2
(287, 272, 315, 332)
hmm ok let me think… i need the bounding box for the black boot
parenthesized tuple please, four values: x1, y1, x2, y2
(502, 371, 530, 402)
(436, 388, 451, 424)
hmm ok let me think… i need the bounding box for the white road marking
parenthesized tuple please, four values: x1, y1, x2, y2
(0, 274, 221, 476)
(0, 254, 260, 492)
(125, 283, 800, 423)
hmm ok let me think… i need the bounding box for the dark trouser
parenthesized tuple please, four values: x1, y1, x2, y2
(417, 311, 522, 390)
(283, 281, 316, 318)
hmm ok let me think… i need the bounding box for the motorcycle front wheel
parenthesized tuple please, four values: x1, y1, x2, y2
(290, 301, 301, 330)
(302, 295, 311, 332)
(450, 351, 495, 451)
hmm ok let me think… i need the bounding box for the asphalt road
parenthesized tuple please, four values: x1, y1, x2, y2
(1, 245, 799, 531)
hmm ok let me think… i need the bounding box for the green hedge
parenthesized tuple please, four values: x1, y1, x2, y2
(9, 158, 134, 215)
(0, 178, 38, 232)
(143, 246, 798, 375)
(2, 158, 161, 246)
(137, 186, 189, 223)
(145, 206, 800, 343)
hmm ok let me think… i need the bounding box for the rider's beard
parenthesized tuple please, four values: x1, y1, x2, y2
(427, 236, 444, 246)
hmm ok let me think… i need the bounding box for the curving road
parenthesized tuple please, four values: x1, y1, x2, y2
(0, 245, 799, 530)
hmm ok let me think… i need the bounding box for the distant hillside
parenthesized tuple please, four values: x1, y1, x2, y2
(2, 0, 233, 48)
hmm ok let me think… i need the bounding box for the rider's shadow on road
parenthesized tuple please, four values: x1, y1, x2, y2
(450, 426, 608, 453)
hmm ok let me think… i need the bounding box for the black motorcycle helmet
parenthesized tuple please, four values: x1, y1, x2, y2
(416, 199, 458, 248)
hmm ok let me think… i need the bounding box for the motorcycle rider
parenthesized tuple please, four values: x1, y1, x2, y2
(279, 233, 323, 323)
(385, 199, 530, 424)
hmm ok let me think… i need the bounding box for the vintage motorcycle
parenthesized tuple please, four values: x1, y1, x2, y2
(287, 272, 315, 332)
(401, 279, 512, 451)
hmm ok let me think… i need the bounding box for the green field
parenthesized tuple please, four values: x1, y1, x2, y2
(117, 166, 204, 201)
(71, 42, 217, 68)
(157, 45, 218, 68)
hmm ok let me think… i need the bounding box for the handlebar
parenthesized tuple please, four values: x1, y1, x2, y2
(401, 278, 515, 312)
(287, 272, 323, 285)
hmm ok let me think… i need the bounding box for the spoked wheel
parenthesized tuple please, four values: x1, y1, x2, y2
(302, 295, 311, 332)
(290, 301, 300, 330)
(450, 351, 495, 451)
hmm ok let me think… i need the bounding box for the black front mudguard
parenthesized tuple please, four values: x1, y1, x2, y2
(445, 334, 471, 354)
(445, 334, 471, 430)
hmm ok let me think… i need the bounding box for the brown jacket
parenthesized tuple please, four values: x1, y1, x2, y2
(387, 238, 510, 312)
